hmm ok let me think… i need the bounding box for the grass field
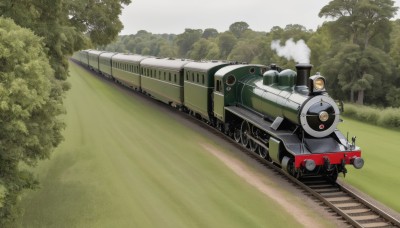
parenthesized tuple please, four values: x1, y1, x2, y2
(338, 118, 400, 213)
(14, 62, 325, 227)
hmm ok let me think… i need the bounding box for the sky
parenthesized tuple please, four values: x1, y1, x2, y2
(119, 0, 400, 35)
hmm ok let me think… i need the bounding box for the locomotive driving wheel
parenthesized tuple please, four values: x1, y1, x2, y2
(258, 147, 269, 160)
(234, 128, 241, 143)
(249, 140, 258, 152)
(240, 121, 250, 147)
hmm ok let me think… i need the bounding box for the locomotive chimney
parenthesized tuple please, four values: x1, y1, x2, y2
(295, 63, 313, 94)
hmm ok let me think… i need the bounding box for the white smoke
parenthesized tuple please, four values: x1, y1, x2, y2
(270, 38, 311, 64)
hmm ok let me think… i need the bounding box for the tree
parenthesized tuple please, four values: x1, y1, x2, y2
(175, 29, 203, 57)
(218, 32, 237, 59)
(320, 43, 392, 104)
(1, 0, 131, 81)
(0, 0, 131, 223)
(318, 0, 397, 104)
(319, 0, 397, 49)
(307, 26, 332, 71)
(0, 18, 65, 224)
(229, 21, 249, 38)
(189, 38, 220, 60)
(228, 41, 258, 63)
(202, 28, 219, 39)
(386, 87, 400, 107)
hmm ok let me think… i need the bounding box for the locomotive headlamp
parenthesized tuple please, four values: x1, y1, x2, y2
(319, 111, 329, 122)
(303, 159, 316, 171)
(309, 75, 326, 94)
(314, 78, 325, 91)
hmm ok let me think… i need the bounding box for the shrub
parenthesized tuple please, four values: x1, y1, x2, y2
(342, 103, 400, 129)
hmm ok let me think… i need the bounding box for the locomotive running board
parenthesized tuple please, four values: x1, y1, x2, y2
(225, 106, 293, 138)
(225, 106, 311, 155)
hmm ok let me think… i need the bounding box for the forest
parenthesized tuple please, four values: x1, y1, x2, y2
(102, 0, 400, 108)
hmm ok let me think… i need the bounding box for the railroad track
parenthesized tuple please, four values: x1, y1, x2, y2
(178, 106, 400, 228)
(300, 177, 400, 228)
(85, 64, 400, 228)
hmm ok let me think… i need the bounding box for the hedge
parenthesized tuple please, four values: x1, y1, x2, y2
(342, 103, 400, 129)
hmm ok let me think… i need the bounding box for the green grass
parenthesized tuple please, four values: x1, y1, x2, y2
(14, 62, 310, 227)
(338, 118, 400, 212)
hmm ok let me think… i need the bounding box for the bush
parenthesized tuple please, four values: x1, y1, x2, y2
(378, 108, 400, 128)
(343, 103, 400, 129)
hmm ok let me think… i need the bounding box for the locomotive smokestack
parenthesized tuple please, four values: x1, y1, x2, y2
(295, 63, 313, 93)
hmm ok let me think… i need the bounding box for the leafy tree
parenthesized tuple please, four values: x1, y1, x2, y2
(228, 41, 258, 63)
(158, 42, 177, 58)
(320, 43, 392, 104)
(218, 32, 237, 59)
(0, 17, 65, 224)
(175, 29, 203, 57)
(202, 28, 219, 39)
(307, 26, 332, 71)
(229, 21, 249, 38)
(189, 38, 220, 60)
(389, 20, 400, 76)
(1, 0, 131, 81)
(319, 0, 397, 104)
(319, 0, 397, 48)
(269, 24, 313, 42)
(386, 87, 400, 107)
(0, 0, 130, 223)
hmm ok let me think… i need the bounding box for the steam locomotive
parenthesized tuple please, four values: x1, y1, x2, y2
(72, 50, 364, 180)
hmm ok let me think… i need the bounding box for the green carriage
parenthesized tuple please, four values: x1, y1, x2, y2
(112, 54, 147, 90)
(140, 58, 191, 107)
(183, 61, 230, 121)
(87, 50, 104, 72)
(99, 52, 117, 78)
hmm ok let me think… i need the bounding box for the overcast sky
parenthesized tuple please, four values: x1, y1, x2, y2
(119, 0, 400, 35)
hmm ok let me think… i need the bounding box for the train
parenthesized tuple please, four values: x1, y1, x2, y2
(71, 50, 364, 181)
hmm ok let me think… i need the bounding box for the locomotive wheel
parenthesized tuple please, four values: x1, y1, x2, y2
(234, 128, 241, 143)
(249, 140, 258, 152)
(258, 147, 267, 159)
(240, 121, 250, 147)
(217, 122, 224, 132)
(326, 172, 338, 182)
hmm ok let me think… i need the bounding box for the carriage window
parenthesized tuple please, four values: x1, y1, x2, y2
(216, 80, 222, 92)
(196, 73, 199, 83)
(174, 74, 177, 83)
(202, 75, 205, 85)
(169, 73, 171, 81)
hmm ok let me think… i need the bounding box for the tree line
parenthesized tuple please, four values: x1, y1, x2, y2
(0, 0, 130, 224)
(103, 0, 400, 108)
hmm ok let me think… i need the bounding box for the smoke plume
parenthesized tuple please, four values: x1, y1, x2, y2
(270, 38, 311, 64)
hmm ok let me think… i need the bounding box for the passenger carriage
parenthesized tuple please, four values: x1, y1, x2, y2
(112, 54, 148, 90)
(140, 58, 191, 108)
